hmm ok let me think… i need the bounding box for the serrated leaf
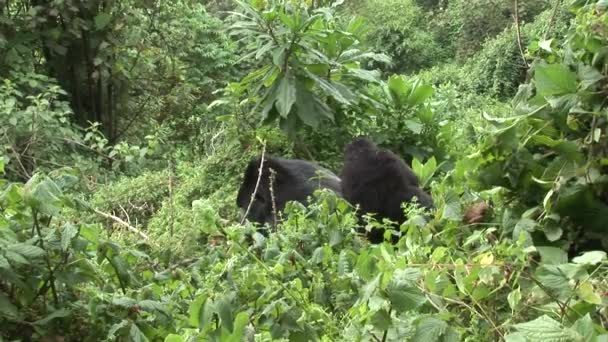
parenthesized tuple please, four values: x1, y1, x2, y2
(9, 244, 45, 258)
(129, 322, 149, 342)
(112, 296, 137, 308)
(61, 223, 79, 251)
(513, 315, 578, 341)
(139, 300, 167, 314)
(534, 64, 577, 97)
(572, 314, 595, 340)
(413, 317, 448, 341)
(386, 282, 426, 312)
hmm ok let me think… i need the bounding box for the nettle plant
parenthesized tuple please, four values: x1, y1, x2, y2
(228, 0, 390, 134)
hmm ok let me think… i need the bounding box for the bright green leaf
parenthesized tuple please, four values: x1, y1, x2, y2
(534, 64, 577, 97)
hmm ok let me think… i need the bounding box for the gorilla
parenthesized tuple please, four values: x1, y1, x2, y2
(340, 138, 434, 243)
(236, 156, 341, 228)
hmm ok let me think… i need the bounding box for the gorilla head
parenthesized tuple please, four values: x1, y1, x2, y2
(236, 156, 341, 227)
(341, 138, 433, 243)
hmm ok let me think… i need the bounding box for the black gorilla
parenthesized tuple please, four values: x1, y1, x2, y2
(236, 156, 341, 227)
(340, 138, 434, 243)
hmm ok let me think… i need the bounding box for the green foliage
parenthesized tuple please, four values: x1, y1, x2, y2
(434, 0, 548, 60)
(1, 72, 81, 181)
(3, 0, 608, 340)
(420, 2, 572, 100)
(361, 0, 448, 74)
(469, 0, 608, 254)
(229, 0, 388, 135)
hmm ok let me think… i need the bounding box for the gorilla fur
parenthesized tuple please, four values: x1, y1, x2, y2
(236, 156, 341, 227)
(340, 138, 433, 243)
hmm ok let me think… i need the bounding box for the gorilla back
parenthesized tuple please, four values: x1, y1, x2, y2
(341, 138, 433, 243)
(236, 156, 341, 226)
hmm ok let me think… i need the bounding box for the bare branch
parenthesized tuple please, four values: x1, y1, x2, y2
(240, 141, 267, 225)
(91, 207, 150, 240)
(514, 0, 530, 69)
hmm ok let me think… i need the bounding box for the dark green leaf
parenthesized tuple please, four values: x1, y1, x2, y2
(0, 292, 20, 318)
(275, 73, 296, 118)
(129, 322, 149, 342)
(61, 223, 79, 251)
(512, 315, 578, 341)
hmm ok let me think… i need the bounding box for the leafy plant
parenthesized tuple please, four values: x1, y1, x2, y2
(229, 0, 389, 134)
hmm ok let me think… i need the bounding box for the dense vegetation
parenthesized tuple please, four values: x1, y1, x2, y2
(1, 0, 607, 340)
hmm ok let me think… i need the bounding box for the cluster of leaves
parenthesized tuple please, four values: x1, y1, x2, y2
(0, 72, 161, 182)
(469, 0, 608, 267)
(228, 0, 389, 135)
(0, 167, 175, 340)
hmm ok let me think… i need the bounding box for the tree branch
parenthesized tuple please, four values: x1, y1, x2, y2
(91, 207, 150, 240)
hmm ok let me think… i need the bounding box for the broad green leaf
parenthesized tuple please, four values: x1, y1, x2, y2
(275, 73, 296, 118)
(572, 251, 607, 265)
(577, 282, 602, 304)
(408, 82, 433, 107)
(513, 315, 578, 341)
(129, 322, 149, 342)
(113, 297, 137, 308)
(61, 223, 79, 251)
(8, 244, 45, 259)
(347, 68, 380, 83)
(188, 294, 207, 328)
(572, 314, 595, 341)
(5, 250, 29, 265)
(386, 281, 426, 312)
(217, 298, 234, 332)
(387, 75, 410, 107)
(554, 141, 583, 163)
(413, 317, 448, 341)
(504, 333, 528, 342)
(536, 246, 568, 265)
(534, 64, 577, 97)
(0, 292, 19, 318)
(94, 13, 112, 30)
(225, 312, 250, 342)
(138, 300, 167, 315)
(164, 334, 185, 342)
(507, 288, 521, 311)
